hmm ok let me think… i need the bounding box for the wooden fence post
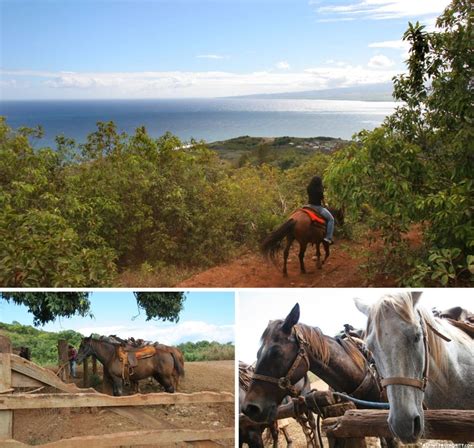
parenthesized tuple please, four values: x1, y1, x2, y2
(0, 336, 13, 440)
(58, 339, 69, 382)
(0, 336, 11, 354)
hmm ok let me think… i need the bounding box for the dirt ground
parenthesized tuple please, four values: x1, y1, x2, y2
(13, 360, 234, 447)
(177, 239, 397, 288)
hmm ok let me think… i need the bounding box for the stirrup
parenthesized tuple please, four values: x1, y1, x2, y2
(324, 238, 334, 245)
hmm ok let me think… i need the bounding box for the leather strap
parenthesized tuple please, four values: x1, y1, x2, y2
(380, 376, 427, 390)
(251, 328, 310, 397)
(351, 364, 379, 398)
(426, 321, 451, 342)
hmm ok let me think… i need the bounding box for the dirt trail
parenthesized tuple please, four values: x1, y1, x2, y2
(178, 239, 396, 288)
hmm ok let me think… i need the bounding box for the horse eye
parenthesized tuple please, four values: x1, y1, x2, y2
(413, 332, 421, 343)
(269, 346, 283, 357)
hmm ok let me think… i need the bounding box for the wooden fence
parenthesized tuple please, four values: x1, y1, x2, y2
(273, 389, 474, 446)
(0, 336, 234, 447)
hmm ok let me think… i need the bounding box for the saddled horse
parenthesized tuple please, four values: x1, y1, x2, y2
(242, 303, 385, 425)
(76, 336, 185, 396)
(261, 208, 338, 276)
(240, 361, 314, 448)
(354, 292, 473, 443)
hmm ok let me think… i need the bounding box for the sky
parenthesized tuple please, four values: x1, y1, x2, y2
(0, 0, 451, 99)
(0, 291, 235, 345)
(237, 288, 473, 363)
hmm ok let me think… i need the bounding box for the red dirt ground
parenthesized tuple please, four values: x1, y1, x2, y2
(13, 361, 234, 447)
(177, 238, 397, 288)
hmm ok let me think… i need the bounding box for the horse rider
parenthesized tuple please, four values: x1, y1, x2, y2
(306, 175, 335, 245)
(68, 344, 78, 378)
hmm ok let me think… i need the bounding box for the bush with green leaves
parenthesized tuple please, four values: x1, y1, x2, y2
(325, 0, 473, 285)
(177, 340, 234, 361)
(0, 118, 305, 286)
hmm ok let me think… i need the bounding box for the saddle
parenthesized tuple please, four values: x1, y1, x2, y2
(117, 345, 157, 380)
(301, 207, 326, 225)
(434, 307, 474, 339)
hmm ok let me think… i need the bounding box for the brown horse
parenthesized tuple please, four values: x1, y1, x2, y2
(239, 361, 315, 448)
(242, 303, 384, 424)
(261, 209, 330, 276)
(77, 336, 185, 396)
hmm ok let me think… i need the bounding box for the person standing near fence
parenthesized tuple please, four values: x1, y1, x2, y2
(68, 344, 78, 378)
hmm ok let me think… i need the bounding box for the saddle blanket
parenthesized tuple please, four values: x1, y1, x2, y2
(301, 207, 326, 225)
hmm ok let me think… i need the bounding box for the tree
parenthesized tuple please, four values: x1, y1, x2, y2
(133, 292, 186, 322)
(0, 291, 187, 325)
(0, 292, 91, 325)
(325, 0, 473, 285)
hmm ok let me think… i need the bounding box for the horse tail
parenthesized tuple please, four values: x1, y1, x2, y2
(171, 350, 185, 378)
(261, 219, 296, 263)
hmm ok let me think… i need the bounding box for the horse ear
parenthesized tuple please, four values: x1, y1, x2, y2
(354, 297, 370, 316)
(282, 303, 300, 334)
(411, 291, 422, 306)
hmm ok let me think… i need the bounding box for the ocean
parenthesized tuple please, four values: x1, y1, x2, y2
(0, 98, 397, 147)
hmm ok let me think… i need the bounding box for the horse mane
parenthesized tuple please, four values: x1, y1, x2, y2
(260, 320, 331, 365)
(295, 323, 331, 365)
(367, 292, 471, 377)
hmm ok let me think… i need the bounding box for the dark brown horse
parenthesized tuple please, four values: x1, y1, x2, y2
(239, 361, 315, 448)
(77, 336, 185, 396)
(261, 209, 330, 276)
(242, 304, 384, 424)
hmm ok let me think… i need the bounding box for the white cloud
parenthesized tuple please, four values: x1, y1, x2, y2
(369, 39, 408, 50)
(368, 54, 395, 68)
(78, 320, 235, 345)
(196, 54, 226, 59)
(315, 0, 450, 21)
(1, 65, 402, 99)
(275, 61, 290, 70)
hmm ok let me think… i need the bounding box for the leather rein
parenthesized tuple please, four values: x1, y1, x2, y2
(379, 311, 451, 392)
(251, 327, 310, 397)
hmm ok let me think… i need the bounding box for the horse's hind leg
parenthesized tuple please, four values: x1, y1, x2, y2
(154, 374, 175, 393)
(323, 241, 330, 263)
(315, 243, 322, 269)
(299, 242, 308, 274)
(283, 235, 294, 277)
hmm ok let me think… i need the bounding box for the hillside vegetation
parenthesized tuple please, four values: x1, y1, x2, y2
(0, 321, 234, 365)
(208, 135, 346, 168)
(0, 118, 332, 287)
(0, 1, 471, 286)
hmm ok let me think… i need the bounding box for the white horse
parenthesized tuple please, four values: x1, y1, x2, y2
(354, 291, 473, 443)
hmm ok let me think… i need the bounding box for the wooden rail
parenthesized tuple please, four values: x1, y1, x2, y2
(322, 409, 474, 442)
(0, 391, 234, 409)
(0, 341, 235, 447)
(0, 428, 234, 447)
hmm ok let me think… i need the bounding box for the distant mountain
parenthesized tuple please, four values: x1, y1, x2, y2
(233, 83, 394, 102)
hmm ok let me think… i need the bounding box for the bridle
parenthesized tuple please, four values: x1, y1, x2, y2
(378, 311, 451, 392)
(251, 327, 310, 397)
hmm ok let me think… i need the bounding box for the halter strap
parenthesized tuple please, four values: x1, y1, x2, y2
(251, 327, 310, 397)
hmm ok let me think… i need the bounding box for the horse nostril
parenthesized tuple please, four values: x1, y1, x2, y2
(244, 403, 262, 420)
(413, 415, 422, 438)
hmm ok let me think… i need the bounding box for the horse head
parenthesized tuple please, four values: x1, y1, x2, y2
(242, 303, 309, 423)
(76, 336, 94, 364)
(354, 292, 426, 443)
